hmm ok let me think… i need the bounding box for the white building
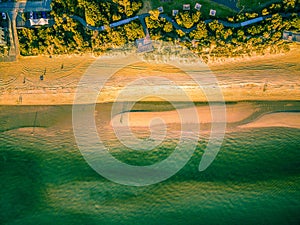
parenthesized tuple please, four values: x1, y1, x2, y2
(158, 6, 164, 13)
(29, 18, 49, 26)
(172, 10, 179, 16)
(183, 4, 190, 10)
(195, 3, 202, 10)
(210, 9, 217, 16)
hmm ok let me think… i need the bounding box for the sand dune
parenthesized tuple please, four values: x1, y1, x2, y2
(239, 112, 300, 129)
(111, 103, 255, 127)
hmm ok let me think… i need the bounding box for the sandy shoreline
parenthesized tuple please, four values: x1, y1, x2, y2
(239, 112, 300, 129)
(0, 46, 300, 105)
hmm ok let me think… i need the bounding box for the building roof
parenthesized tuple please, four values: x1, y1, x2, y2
(183, 4, 190, 10)
(29, 18, 49, 26)
(172, 10, 179, 16)
(158, 6, 164, 13)
(195, 3, 202, 10)
(136, 34, 154, 53)
(209, 9, 216, 16)
(283, 31, 300, 43)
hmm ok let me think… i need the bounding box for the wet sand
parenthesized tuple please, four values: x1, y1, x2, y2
(111, 103, 256, 127)
(239, 112, 300, 129)
(111, 103, 300, 130)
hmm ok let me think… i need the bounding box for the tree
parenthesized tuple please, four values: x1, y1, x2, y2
(80, 1, 107, 26)
(163, 22, 173, 33)
(269, 14, 283, 31)
(113, 0, 142, 17)
(237, 30, 246, 41)
(112, 14, 122, 21)
(221, 28, 233, 40)
(283, 0, 297, 10)
(189, 22, 207, 40)
(176, 29, 186, 37)
(145, 16, 163, 29)
(262, 8, 269, 16)
(192, 11, 201, 23)
(288, 16, 300, 31)
(176, 11, 199, 29)
(149, 9, 160, 21)
(209, 21, 224, 39)
(108, 29, 126, 46)
(16, 0, 297, 61)
(124, 22, 144, 41)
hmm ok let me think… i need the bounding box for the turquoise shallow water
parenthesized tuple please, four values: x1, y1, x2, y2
(0, 102, 300, 225)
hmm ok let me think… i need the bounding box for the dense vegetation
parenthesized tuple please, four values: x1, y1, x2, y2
(18, 0, 145, 55)
(17, 0, 299, 61)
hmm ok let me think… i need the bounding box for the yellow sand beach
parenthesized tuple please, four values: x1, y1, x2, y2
(0, 46, 300, 105)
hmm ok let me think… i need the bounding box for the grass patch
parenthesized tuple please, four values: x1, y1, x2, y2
(149, 0, 237, 19)
(138, 0, 152, 14)
(238, 0, 283, 11)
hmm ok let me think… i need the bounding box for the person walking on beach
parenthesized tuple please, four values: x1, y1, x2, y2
(40, 68, 46, 81)
(19, 95, 22, 104)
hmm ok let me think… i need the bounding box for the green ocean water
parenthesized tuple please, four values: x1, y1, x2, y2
(0, 102, 300, 225)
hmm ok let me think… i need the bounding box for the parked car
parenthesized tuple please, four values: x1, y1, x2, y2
(29, 11, 33, 19)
